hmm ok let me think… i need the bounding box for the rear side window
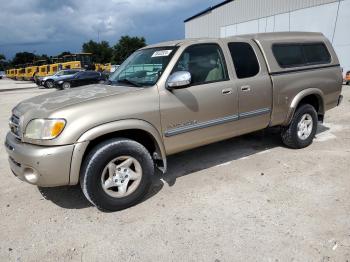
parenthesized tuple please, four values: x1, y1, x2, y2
(272, 45, 304, 68)
(303, 43, 331, 64)
(273, 43, 331, 68)
(228, 42, 260, 79)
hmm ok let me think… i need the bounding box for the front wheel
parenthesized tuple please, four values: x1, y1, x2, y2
(45, 80, 54, 88)
(80, 138, 154, 211)
(281, 104, 318, 149)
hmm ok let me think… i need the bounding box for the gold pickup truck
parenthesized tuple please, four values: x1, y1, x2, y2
(5, 32, 343, 211)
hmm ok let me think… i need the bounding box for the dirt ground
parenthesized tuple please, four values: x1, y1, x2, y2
(0, 78, 349, 262)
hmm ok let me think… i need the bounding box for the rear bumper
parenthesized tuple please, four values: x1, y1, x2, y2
(4, 132, 74, 187)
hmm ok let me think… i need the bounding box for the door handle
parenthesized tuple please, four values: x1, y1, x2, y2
(222, 88, 233, 95)
(241, 85, 251, 92)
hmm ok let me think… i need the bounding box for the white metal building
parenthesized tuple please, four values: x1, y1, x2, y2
(184, 0, 350, 74)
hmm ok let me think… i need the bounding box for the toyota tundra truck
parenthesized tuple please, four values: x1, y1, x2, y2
(5, 32, 343, 211)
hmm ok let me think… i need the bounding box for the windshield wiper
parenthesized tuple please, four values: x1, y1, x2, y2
(117, 78, 142, 87)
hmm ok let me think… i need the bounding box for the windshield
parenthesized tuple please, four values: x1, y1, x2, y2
(109, 47, 177, 87)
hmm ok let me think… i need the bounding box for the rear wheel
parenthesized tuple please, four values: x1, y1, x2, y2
(62, 82, 71, 89)
(281, 104, 318, 149)
(80, 138, 154, 211)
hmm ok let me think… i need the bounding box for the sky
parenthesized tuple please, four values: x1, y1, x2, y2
(0, 0, 222, 59)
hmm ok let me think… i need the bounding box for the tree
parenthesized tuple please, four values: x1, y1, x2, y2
(112, 36, 146, 64)
(11, 52, 36, 66)
(57, 51, 72, 58)
(36, 54, 50, 62)
(0, 53, 6, 71)
(82, 40, 113, 64)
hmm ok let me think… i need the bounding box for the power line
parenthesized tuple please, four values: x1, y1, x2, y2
(331, 0, 341, 43)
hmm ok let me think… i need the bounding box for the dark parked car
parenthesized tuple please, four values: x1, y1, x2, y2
(54, 71, 106, 89)
(38, 69, 82, 88)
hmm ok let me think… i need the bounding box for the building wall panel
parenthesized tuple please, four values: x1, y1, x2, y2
(185, 0, 350, 74)
(185, 0, 339, 38)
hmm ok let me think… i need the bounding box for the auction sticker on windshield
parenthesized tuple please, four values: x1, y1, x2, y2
(152, 50, 173, 57)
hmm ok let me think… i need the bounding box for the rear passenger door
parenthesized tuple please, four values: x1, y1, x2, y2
(227, 41, 272, 133)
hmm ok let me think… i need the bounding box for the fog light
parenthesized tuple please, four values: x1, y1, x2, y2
(24, 167, 39, 184)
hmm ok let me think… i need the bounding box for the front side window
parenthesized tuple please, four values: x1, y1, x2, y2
(172, 44, 228, 85)
(228, 42, 260, 79)
(109, 47, 177, 87)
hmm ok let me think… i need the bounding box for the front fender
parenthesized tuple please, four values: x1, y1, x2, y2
(69, 119, 166, 185)
(284, 88, 325, 126)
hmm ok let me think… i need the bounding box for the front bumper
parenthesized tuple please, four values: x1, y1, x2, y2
(4, 132, 75, 187)
(337, 95, 343, 106)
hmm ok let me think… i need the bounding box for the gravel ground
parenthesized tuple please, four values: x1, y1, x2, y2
(0, 78, 349, 262)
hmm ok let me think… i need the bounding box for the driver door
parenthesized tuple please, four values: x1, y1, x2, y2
(159, 43, 239, 155)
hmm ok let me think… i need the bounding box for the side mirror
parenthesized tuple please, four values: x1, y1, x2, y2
(166, 71, 191, 89)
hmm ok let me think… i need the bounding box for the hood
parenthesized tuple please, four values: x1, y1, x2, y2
(13, 84, 141, 116)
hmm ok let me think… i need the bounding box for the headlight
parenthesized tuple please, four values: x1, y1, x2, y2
(24, 119, 66, 140)
(58, 80, 63, 84)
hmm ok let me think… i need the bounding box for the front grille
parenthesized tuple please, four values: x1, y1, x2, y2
(9, 114, 21, 140)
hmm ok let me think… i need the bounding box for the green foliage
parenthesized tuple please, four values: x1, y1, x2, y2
(57, 51, 72, 58)
(0, 54, 6, 71)
(6, 35, 147, 69)
(11, 52, 37, 66)
(82, 40, 113, 64)
(112, 36, 146, 64)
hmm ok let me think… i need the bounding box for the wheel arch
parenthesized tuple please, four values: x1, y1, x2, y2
(69, 119, 167, 185)
(284, 88, 325, 126)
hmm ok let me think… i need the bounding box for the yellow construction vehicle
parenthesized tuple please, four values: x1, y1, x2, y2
(34, 60, 50, 78)
(94, 63, 112, 73)
(11, 69, 18, 79)
(12, 69, 17, 79)
(48, 57, 63, 75)
(104, 63, 112, 73)
(94, 63, 104, 72)
(16, 66, 26, 80)
(62, 53, 93, 70)
(24, 63, 38, 81)
(9, 69, 15, 79)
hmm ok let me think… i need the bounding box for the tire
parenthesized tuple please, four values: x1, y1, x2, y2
(45, 80, 54, 88)
(281, 104, 318, 149)
(62, 82, 71, 89)
(80, 138, 154, 211)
